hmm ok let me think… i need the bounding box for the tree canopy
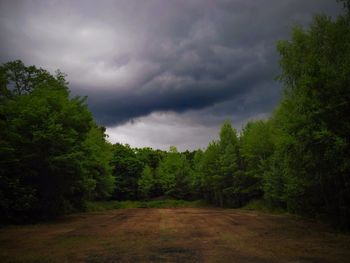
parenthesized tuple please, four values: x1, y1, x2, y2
(0, 61, 114, 222)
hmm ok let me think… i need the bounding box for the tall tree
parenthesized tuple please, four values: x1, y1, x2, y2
(240, 120, 274, 201)
(269, 4, 350, 227)
(111, 143, 143, 200)
(83, 125, 115, 200)
(191, 149, 205, 199)
(201, 141, 221, 204)
(218, 122, 241, 206)
(156, 147, 193, 199)
(138, 165, 155, 199)
(0, 61, 115, 222)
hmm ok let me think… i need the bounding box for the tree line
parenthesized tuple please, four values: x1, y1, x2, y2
(1, 2, 349, 229)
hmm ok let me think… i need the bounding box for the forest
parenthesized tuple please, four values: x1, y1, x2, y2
(1, 1, 350, 231)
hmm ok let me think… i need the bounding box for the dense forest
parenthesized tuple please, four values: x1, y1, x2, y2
(1, 1, 350, 229)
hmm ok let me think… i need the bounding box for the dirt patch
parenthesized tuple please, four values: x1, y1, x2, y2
(0, 208, 350, 263)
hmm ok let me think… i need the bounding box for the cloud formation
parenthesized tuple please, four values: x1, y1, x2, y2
(0, 0, 343, 150)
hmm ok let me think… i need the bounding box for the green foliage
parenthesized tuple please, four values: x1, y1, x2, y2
(240, 120, 274, 202)
(111, 143, 144, 200)
(337, 0, 350, 13)
(200, 141, 220, 203)
(218, 122, 241, 207)
(138, 165, 155, 199)
(135, 147, 164, 170)
(243, 199, 286, 214)
(85, 199, 207, 211)
(269, 10, 350, 228)
(83, 125, 115, 200)
(191, 149, 205, 198)
(0, 61, 114, 222)
(156, 146, 194, 199)
(198, 122, 247, 207)
(0, 60, 68, 97)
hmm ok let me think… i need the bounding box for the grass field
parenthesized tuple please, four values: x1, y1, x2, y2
(85, 199, 208, 211)
(1, 206, 350, 263)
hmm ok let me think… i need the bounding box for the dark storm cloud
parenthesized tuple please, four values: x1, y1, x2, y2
(68, 0, 341, 126)
(0, 0, 344, 149)
(86, 51, 274, 125)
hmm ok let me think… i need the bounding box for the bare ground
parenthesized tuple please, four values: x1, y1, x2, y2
(1, 208, 350, 263)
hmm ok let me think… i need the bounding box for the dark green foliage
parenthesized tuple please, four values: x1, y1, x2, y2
(83, 125, 115, 200)
(135, 147, 165, 170)
(199, 141, 221, 203)
(219, 122, 242, 207)
(156, 146, 194, 199)
(240, 120, 274, 202)
(0, 61, 114, 222)
(268, 10, 350, 227)
(0, 60, 68, 97)
(338, 0, 350, 12)
(138, 165, 155, 199)
(111, 143, 144, 200)
(191, 149, 205, 198)
(85, 199, 207, 211)
(197, 122, 244, 207)
(109, 145, 195, 200)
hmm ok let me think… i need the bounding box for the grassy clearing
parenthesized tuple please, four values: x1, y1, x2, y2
(1, 208, 350, 263)
(85, 199, 208, 212)
(86, 199, 287, 214)
(242, 199, 287, 214)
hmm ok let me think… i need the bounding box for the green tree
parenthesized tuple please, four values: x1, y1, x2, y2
(111, 143, 144, 200)
(83, 125, 115, 200)
(218, 122, 241, 206)
(156, 147, 193, 199)
(0, 60, 68, 97)
(0, 76, 92, 221)
(200, 141, 221, 204)
(269, 4, 350, 227)
(240, 120, 274, 201)
(0, 61, 115, 222)
(135, 147, 165, 169)
(191, 149, 205, 198)
(138, 165, 155, 199)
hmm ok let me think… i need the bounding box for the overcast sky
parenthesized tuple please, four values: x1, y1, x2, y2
(0, 0, 343, 151)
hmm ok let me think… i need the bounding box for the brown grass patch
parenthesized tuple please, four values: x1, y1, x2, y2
(1, 208, 349, 262)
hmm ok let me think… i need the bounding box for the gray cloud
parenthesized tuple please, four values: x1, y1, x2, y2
(0, 0, 343, 149)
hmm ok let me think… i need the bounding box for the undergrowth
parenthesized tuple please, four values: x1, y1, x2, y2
(85, 199, 208, 212)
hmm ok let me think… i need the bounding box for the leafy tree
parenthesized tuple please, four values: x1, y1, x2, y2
(83, 125, 115, 200)
(218, 122, 241, 206)
(138, 165, 155, 199)
(183, 150, 196, 167)
(111, 143, 143, 200)
(200, 141, 221, 204)
(268, 5, 350, 227)
(156, 147, 193, 199)
(218, 121, 261, 207)
(135, 147, 165, 169)
(240, 120, 274, 201)
(0, 60, 67, 97)
(0, 61, 115, 222)
(0, 76, 92, 221)
(191, 149, 205, 198)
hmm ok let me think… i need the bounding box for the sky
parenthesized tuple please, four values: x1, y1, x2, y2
(0, 0, 343, 151)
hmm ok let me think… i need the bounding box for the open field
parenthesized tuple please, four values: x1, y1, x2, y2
(1, 208, 350, 263)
